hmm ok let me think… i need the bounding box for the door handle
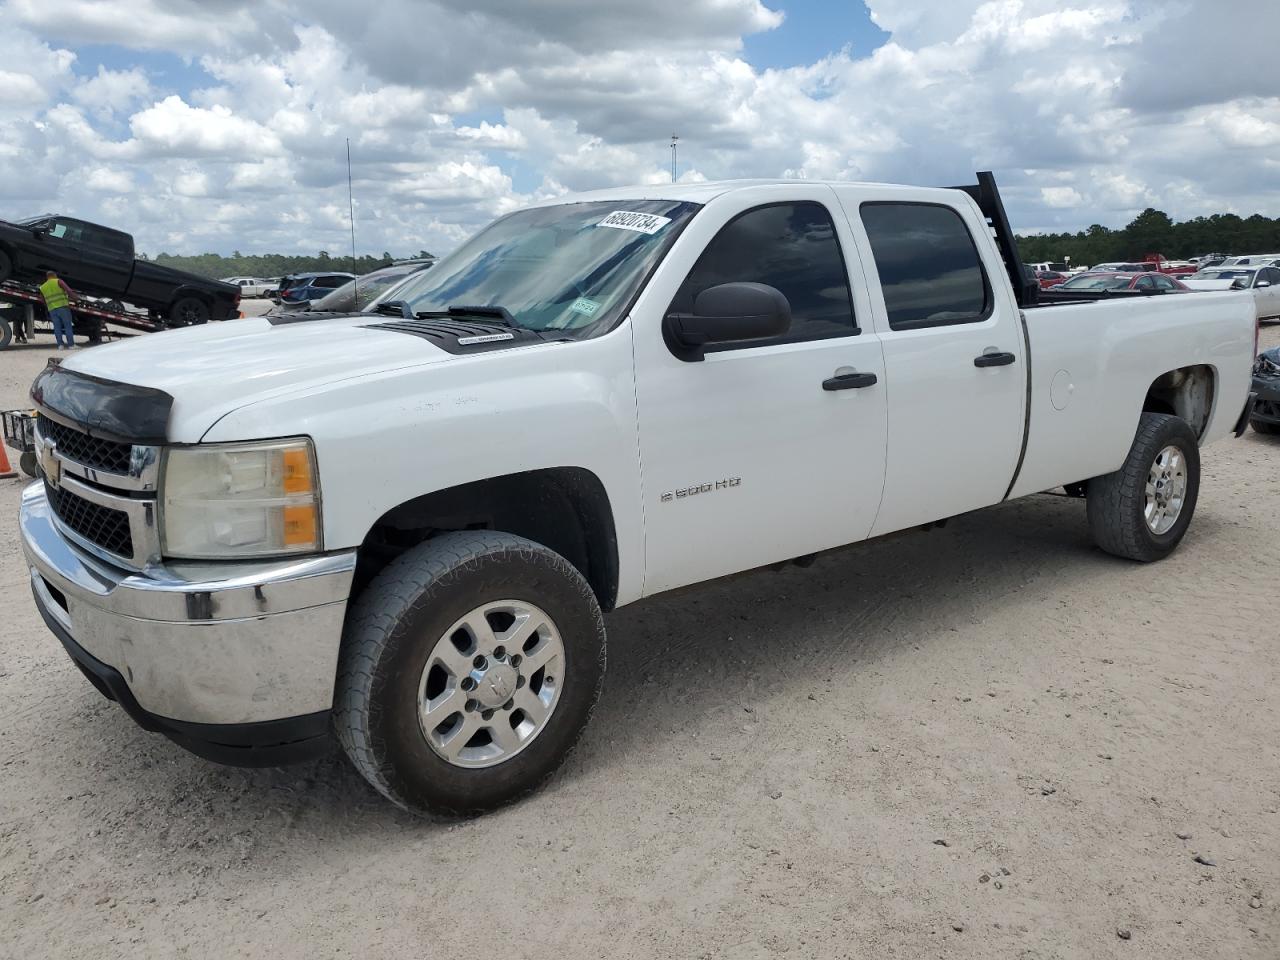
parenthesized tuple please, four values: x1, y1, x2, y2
(974, 351, 1016, 368)
(823, 371, 878, 391)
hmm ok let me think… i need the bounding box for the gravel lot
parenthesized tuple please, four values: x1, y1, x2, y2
(2, 320, 1277, 959)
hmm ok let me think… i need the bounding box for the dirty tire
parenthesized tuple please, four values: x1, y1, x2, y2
(1086, 412, 1200, 562)
(168, 297, 209, 326)
(1251, 418, 1280, 436)
(0, 317, 11, 351)
(334, 531, 606, 817)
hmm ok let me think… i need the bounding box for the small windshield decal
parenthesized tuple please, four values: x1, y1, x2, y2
(598, 211, 672, 235)
(570, 297, 601, 317)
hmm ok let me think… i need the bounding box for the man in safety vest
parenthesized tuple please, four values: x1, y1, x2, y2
(39, 271, 77, 349)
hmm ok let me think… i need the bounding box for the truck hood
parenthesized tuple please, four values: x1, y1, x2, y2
(55, 314, 457, 441)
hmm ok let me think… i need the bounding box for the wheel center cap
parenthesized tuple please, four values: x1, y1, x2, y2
(473, 662, 518, 708)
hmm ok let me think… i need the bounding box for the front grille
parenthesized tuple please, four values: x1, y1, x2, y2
(46, 482, 134, 559)
(37, 415, 133, 474)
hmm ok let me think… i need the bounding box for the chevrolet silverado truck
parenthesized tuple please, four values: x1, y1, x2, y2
(19, 174, 1258, 816)
(0, 215, 239, 325)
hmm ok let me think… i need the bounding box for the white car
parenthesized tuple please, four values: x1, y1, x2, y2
(220, 277, 272, 298)
(1222, 253, 1280, 267)
(1182, 265, 1280, 322)
(20, 173, 1257, 815)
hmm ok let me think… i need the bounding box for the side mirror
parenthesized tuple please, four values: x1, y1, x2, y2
(30, 222, 50, 238)
(1257, 281, 1272, 289)
(663, 282, 791, 361)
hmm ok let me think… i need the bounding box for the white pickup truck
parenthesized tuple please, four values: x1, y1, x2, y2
(19, 173, 1258, 816)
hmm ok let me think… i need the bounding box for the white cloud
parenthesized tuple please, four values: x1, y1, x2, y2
(1, 0, 1278, 257)
(72, 66, 152, 116)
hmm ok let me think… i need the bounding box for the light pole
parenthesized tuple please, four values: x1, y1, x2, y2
(670, 134, 679, 184)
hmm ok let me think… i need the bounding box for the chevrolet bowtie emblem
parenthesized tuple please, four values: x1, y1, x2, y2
(38, 437, 61, 489)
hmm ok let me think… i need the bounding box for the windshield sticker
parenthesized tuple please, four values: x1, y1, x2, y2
(570, 297, 601, 317)
(598, 211, 672, 235)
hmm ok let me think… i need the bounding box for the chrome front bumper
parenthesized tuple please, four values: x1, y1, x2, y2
(19, 482, 356, 737)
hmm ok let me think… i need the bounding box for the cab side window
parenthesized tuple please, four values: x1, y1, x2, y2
(670, 202, 857, 350)
(1136, 275, 1156, 290)
(860, 202, 991, 330)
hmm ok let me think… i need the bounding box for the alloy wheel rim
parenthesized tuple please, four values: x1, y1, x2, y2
(1144, 444, 1187, 535)
(417, 600, 564, 769)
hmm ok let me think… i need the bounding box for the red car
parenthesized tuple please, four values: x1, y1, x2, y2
(1035, 270, 1069, 289)
(1055, 272, 1191, 294)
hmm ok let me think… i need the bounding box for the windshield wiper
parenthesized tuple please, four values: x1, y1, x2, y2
(372, 300, 414, 318)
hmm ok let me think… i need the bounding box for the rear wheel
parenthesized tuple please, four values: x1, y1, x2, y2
(168, 297, 209, 326)
(1251, 418, 1280, 436)
(0, 317, 11, 351)
(334, 531, 607, 816)
(1086, 413, 1200, 562)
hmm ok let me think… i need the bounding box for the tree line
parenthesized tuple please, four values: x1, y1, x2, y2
(140, 250, 436, 279)
(1017, 208, 1280, 266)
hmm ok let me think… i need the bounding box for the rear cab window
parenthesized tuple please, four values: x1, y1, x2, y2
(859, 202, 991, 330)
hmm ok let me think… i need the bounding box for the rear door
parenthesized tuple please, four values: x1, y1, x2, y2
(75, 223, 134, 297)
(833, 190, 1027, 537)
(1257, 267, 1280, 319)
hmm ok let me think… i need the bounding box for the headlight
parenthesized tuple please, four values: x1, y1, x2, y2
(161, 438, 321, 559)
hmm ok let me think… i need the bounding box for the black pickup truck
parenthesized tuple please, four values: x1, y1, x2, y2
(0, 215, 238, 325)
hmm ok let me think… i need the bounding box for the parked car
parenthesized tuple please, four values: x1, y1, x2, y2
(1223, 253, 1280, 267)
(0, 215, 239, 324)
(1055, 272, 1190, 293)
(1086, 261, 1158, 273)
(271, 263, 430, 315)
(275, 272, 355, 305)
(20, 172, 1256, 816)
(1182, 266, 1280, 322)
(1034, 269, 1068, 290)
(221, 277, 273, 298)
(1250, 346, 1280, 435)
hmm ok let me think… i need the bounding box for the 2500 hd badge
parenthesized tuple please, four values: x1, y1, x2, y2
(661, 477, 742, 502)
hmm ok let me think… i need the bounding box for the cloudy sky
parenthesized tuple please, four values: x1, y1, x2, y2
(2, 0, 1278, 257)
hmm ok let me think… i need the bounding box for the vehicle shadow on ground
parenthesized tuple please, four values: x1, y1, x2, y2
(40, 491, 1152, 846)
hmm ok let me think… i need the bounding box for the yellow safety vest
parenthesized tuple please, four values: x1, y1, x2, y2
(40, 278, 70, 311)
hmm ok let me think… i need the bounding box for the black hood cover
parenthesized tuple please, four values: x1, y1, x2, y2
(31, 361, 172, 444)
(361, 317, 557, 355)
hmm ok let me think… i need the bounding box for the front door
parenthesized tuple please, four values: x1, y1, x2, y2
(837, 193, 1027, 537)
(632, 187, 888, 596)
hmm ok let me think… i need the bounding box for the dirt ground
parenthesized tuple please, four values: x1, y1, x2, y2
(1, 320, 1277, 960)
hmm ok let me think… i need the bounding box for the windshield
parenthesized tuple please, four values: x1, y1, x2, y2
(1061, 275, 1134, 290)
(373, 200, 701, 334)
(1199, 269, 1255, 281)
(315, 266, 423, 312)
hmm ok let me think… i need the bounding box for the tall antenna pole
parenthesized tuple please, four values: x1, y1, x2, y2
(346, 138, 357, 292)
(670, 134, 679, 183)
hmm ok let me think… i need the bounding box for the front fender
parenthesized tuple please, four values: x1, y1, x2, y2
(201, 326, 647, 605)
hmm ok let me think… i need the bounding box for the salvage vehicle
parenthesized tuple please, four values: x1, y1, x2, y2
(1183, 266, 1280, 322)
(221, 277, 273, 299)
(0, 215, 239, 325)
(1055, 271, 1190, 294)
(19, 173, 1258, 816)
(273, 272, 355, 305)
(270, 262, 429, 315)
(1250, 346, 1280, 435)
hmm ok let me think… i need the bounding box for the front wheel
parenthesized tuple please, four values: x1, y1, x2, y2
(1086, 412, 1200, 562)
(334, 531, 606, 816)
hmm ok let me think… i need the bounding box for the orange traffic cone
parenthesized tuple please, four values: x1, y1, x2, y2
(0, 442, 16, 480)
